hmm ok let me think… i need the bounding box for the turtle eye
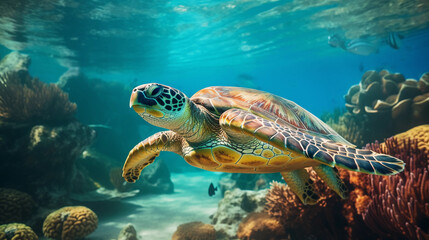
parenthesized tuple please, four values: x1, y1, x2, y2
(146, 85, 163, 98)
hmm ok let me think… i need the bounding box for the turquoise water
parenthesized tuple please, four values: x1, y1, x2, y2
(1, 1, 429, 239)
(1, 0, 429, 115)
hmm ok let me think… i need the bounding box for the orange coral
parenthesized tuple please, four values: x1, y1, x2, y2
(0, 72, 76, 124)
(353, 189, 370, 215)
(236, 212, 285, 240)
(361, 136, 429, 239)
(43, 206, 98, 240)
(265, 170, 346, 239)
(341, 126, 429, 239)
(0, 223, 38, 240)
(172, 221, 216, 240)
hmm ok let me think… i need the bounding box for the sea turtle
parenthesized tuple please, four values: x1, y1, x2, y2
(122, 83, 404, 204)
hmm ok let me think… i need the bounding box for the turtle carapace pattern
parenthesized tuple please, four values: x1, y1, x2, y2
(123, 83, 404, 205)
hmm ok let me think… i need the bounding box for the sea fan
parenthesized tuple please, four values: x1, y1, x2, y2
(0, 72, 76, 124)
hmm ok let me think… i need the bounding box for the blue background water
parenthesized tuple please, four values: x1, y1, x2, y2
(1, 0, 428, 117)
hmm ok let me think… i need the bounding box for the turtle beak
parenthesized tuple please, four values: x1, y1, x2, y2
(130, 90, 146, 114)
(130, 89, 138, 108)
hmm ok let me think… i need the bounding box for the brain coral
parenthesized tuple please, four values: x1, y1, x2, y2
(0, 223, 38, 240)
(172, 221, 216, 240)
(43, 206, 98, 240)
(380, 124, 429, 156)
(236, 212, 285, 240)
(0, 188, 36, 224)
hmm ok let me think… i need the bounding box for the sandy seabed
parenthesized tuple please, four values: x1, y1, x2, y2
(89, 171, 222, 240)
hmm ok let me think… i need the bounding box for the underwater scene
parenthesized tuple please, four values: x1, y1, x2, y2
(1, 0, 429, 239)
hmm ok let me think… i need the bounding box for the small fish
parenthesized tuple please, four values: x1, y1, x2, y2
(386, 32, 403, 50)
(346, 39, 379, 56)
(88, 124, 112, 129)
(208, 182, 218, 197)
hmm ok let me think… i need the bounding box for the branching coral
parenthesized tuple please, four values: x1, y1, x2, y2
(0, 223, 38, 240)
(0, 72, 76, 124)
(339, 126, 429, 239)
(361, 136, 429, 239)
(265, 170, 347, 239)
(43, 206, 98, 240)
(0, 188, 36, 224)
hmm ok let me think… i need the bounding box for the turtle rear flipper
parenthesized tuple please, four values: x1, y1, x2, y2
(281, 169, 319, 205)
(313, 165, 348, 199)
(219, 108, 405, 176)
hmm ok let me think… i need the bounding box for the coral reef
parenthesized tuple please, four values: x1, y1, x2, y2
(0, 223, 38, 240)
(342, 70, 429, 143)
(265, 170, 347, 239)
(172, 221, 216, 240)
(380, 124, 429, 156)
(0, 71, 76, 124)
(362, 137, 429, 239)
(0, 52, 97, 207)
(211, 188, 267, 239)
(0, 120, 95, 207)
(323, 71, 429, 147)
(117, 224, 137, 240)
(236, 212, 286, 240)
(43, 206, 98, 240)
(0, 188, 36, 224)
(339, 174, 374, 240)
(339, 125, 429, 239)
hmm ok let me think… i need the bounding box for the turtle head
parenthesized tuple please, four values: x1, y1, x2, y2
(130, 83, 189, 129)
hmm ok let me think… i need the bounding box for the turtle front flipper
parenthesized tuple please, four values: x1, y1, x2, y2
(219, 108, 404, 175)
(122, 131, 181, 183)
(281, 169, 319, 205)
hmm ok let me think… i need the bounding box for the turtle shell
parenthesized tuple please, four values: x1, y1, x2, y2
(191, 86, 352, 146)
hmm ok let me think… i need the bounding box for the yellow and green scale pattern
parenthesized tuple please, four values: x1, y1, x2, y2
(182, 135, 317, 173)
